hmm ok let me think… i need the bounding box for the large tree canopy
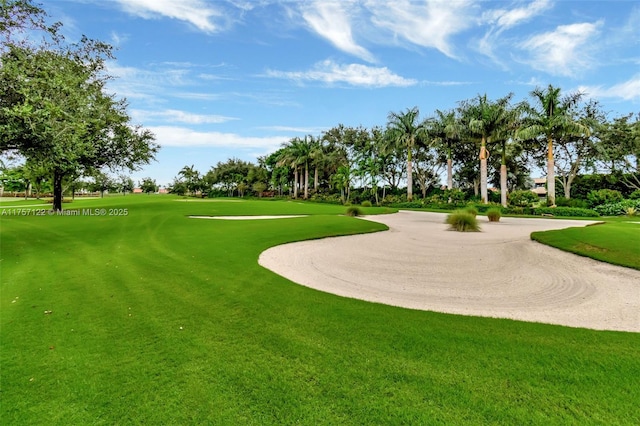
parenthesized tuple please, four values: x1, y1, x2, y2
(0, 0, 158, 210)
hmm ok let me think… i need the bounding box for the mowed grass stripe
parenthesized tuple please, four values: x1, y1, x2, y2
(1, 196, 639, 424)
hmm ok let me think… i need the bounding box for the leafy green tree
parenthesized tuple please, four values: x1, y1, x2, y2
(596, 113, 640, 191)
(0, 1, 158, 211)
(517, 85, 590, 206)
(178, 164, 202, 196)
(139, 177, 157, 194)
(117, 173, 134, 195)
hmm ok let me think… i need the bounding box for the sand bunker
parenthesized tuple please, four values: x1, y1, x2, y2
(259, 210, 640, 332)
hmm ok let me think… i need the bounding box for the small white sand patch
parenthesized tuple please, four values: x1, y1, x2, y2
(189, 215, 307, 220)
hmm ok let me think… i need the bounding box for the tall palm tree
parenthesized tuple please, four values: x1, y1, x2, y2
(428, 109, 463, 190)
(387, 107, 427, 201)
(517, 84, 589, 206)
(467, 93, 514, 203)
(275, 142, 299, 198)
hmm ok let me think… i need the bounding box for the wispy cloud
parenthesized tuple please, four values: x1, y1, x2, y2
(365, 0, 477, 59)
(149, 126, 289, 150)
(300, 1, 375, 62)
(131, 109, 238, 125)
(266, 60, 416, 88)
(258, 125, 329, 134)
(113, 0, 228, 33)
(578, 75, 640, 101)
(477, 0, 552, 65)
(518, 21, 603, 77)
(483, 0, 552, 31)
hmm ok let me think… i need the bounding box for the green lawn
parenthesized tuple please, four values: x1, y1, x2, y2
(532, 221, 640, 270)
(1, 196, 639, 424)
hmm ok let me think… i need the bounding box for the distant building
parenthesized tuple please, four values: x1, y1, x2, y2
(532, 178, 547, 197)
(133, 188, 143, 194)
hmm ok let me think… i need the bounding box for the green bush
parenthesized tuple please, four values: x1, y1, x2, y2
(555, 197, 588, 208)
(442, 188, 466, 203)
(345, 206, 363, 217)
(533, 207, 600, 217)
(508, 190, 538, 207)
(361, 200, 372, 207)
(446, 210, 481, 232)
(629, 190, 640, 200)
(487, 208, 501, 222)
(594, 199, 640, 216)
(586, 189, 623, 208)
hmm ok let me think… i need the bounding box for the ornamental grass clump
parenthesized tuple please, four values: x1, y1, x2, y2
(487, 208, 502, 222)
(446, 210, 481, 232)
(464, 206, 478, 217)
(345, 206, 363, 217)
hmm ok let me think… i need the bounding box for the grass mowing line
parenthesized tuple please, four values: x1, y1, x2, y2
(531, 221, 640, 270)
(1, 196, 639, 424)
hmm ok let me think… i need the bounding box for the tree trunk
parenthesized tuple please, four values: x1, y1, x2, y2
(447, 158, 453, 190)
(407, 147, 413, 201)
(293, 168, 298, 199)
(304, 163, 309, 199)
(480, 138, 488, 204)
(314, 166, 318, 190)
(53, 170, 64, 212)
(547, 137, 555, 206)
(500, 164, 507, 207)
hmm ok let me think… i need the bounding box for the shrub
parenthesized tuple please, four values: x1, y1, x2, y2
(345, 206, 363, 217)
(626, 207, 637, 217)
(508, 190, 538, 207)
(533, 207, 600, 217)
(442, 188, 466, 203)
(446, 210, 481, 232)
(555, 197, 588, 208)
(594, 199, 640, 216)
(361, 200, 372, 207)
(586, 189, 623, 208)
(629, 190, 640, 200)
(487, 208, 501, 222)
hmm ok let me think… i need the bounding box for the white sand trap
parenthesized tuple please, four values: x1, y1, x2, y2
(259, 210, 640, 332)
(190, 215, 307, 220)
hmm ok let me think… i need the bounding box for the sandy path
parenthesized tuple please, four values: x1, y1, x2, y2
(259, 210, 640, 332)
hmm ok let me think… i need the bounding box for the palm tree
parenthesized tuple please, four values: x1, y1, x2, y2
(467, 93, 514, 203)
(387, 107, 427, 201)
(517, 84, 589, 206)
(428, 109, 463, 190)
(275, 143, 299, 198)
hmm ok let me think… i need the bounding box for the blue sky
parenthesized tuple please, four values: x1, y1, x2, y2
(45, 0, 640, 187)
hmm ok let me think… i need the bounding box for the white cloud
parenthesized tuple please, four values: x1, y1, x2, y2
(300, 1, 375, 62)
(477, 0, 552, 64)
(113, 0, 226, 33)
(519, 21, 603, 77)
(483, 0, 552, 31)
(131, 109, 238, 125)
(149, 126, 289, 150)
(365, 0, 477, 59)
(266, 60, 417, 88)
(258, 125, 328, 134)
(578, 75, 640, 101)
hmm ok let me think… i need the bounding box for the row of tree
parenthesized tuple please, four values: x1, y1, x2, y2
(169, 89, 639, 207)
(0, 164, 164, 198)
